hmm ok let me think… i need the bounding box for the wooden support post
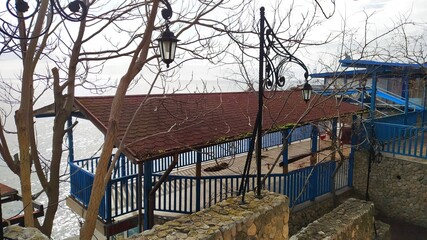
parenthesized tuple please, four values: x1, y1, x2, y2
(281, 129, 289, 174)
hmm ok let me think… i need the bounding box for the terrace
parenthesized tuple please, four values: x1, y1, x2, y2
(36, 59, 427, 238)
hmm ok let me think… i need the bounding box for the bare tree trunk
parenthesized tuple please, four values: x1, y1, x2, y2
(12, 0, 50, 230)
(79, 2, 160, 239)
(37, 9, 86, 234)
(15, 107, 34, 226)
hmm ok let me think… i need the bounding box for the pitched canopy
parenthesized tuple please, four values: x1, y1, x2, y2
(70, 91, 359, 163)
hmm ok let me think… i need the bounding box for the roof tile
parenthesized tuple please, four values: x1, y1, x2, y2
(74, 91, 359, 162)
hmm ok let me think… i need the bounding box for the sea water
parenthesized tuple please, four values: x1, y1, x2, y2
(1, 117, 104, 239)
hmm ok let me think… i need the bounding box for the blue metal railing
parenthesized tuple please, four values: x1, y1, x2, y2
(70, 157, 351, 221)
(69, 124, 347, 222)
(374, 122, 427, 158)
(375, 111, 419, 125)
(70, 163, 94, 207)
(152, 159, 348, 213)
(152, 125, 312, 173)
(365, 111, 427, 159)
(72, 126, 313, 176)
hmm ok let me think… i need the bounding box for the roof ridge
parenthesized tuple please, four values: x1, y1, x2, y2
(74, 90, 297, 99)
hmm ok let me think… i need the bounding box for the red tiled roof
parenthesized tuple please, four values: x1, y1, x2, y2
(74, 91, 359, 162)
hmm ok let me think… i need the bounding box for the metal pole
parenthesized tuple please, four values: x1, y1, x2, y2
(239, 114, 259, 203)
(256, 6, 265, 198)
(281, 129, 289, 174)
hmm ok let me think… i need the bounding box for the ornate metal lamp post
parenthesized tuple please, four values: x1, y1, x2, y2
(239, 7, 313, 200)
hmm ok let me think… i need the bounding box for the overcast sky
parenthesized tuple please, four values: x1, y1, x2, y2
(0, 0, 426, 97)
(182, 0, 427, 91)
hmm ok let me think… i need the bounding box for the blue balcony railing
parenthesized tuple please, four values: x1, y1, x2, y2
(374, 122, 427, 158)
(70, 157, 351, 222)
(370, 111, 427, 159)
(69, 124, 352, 222)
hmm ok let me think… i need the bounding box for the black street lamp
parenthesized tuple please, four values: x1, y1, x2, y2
(156, 0, 179, 68)
(302, 81, 313, 103)
(1, 0, 87, 41)
(239, 7, 312, 200)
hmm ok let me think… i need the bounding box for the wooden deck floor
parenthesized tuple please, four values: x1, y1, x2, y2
(170, 138, 348, 177)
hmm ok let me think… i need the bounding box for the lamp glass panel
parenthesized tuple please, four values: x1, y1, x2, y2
(302, 88, 312, 101)
(161, 40, 172, 60)
(170, 41, 177, 60)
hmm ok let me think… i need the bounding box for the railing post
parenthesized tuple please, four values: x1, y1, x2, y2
(403, 68, 409, 125)
(331, 118, 338, 161)
(105, 181, 112, 222)
(281, 129, 289, 174)
(137, 163, 143, 233)
(121, 153, 126, 178)
(310, 165, 318, 201)
(310, 126, 318, 166)
(196, 149, 202, 212)
(143, 160, 153, 230)
(67, 117, 74, 163)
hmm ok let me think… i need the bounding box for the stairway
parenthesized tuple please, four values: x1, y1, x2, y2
(314, 86, 424, 117)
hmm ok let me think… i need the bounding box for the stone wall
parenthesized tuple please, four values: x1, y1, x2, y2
(353, 151, 427, 227)
(3, 226, 49, 239)
(289, 188, 353, 235)
(129, 191, 289, 240)
(290, 198, 375, 240)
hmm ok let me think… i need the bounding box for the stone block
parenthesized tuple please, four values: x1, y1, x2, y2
(128, 191, 289, 239)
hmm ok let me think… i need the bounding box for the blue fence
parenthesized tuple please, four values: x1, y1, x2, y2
(152, 125, 313, 173)
(366, 111, 427, 159)
(374, 122, 427, 159)
(375, 111, 419, 125)
(70, 157, 351, 222)
(69, 124, 352, 222)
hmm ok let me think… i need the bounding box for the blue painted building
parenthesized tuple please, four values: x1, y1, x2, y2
(311, 59, 426, 123)
(312, 58, 427, 162)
